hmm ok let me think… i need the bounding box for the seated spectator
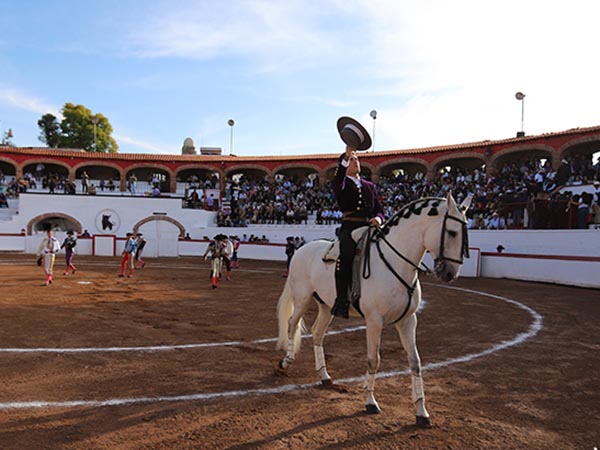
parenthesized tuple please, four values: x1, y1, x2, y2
(592, 201, 600, 229)
(578, 193, 592, 229)
(487, 212, 506, 230)
(188, 188, 200, 209)
(80, 229, 91, 237)
(65, 181, 76, 195)
(0, 191, 8, 208)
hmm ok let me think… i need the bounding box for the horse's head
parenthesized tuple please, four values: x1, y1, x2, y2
(426, 193, 472, 283)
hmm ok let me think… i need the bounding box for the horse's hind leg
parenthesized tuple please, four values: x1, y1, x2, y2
(279, 294, 311, 370)
(311, 302, 334, 385)
(396, 313, 431, 427)
(364, 316, 384, 414)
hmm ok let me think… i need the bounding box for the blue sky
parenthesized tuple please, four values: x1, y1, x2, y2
(1, 0, 599, 157)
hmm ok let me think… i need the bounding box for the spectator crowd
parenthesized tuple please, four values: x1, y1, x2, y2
(2, 153, 599, 229)
(214, 154, 600, 230)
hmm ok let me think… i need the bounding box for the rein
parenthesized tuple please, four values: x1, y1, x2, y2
(361, 198, 468, 324)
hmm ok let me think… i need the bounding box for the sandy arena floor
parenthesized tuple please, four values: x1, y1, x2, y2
(0, 254, 598, 449)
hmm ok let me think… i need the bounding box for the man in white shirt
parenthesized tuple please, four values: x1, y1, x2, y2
(37, 229, 61, 286)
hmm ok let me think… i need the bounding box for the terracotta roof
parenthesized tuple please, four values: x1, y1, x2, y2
(2, 125, 599, 162)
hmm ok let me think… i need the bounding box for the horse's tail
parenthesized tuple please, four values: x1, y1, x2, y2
(276, 278, 305, 353)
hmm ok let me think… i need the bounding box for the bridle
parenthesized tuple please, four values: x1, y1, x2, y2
(435, 210, 469, 267)
(361, 200, 469, 323)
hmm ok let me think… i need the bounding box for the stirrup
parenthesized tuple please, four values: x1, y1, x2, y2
(331, 298, 349, 319)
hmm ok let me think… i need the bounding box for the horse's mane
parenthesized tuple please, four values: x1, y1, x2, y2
(381, 197, 446, 233)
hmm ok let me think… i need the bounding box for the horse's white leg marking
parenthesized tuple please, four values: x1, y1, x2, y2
(364, 316, 384, 413)
(396, 313, 429, 419)
(312, 302, 334, 383)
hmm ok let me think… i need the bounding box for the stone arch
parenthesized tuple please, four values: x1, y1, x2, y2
(125, 163, 175, 193)
(132, 215, 186, 238)
(323, 162, 339, 180)
(489, 144, 555, 172)
(273, 162, 322, 174)
(556, 134, 600, 168)
(0, 156, 18, 177)
(21, 158, 71, 178)
(377, 157, 431, 179)
(72, 161, 124, 182)
(175, 163, 221, 181)
(125, 162, 174, 178)
(224, 164, 271, 181)
(26, 212, 83, 235)
(272, 162, 322, 183)
(431, 152, 487, 177)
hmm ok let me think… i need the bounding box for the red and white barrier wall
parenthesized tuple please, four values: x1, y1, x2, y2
(2, 226, 598, 289)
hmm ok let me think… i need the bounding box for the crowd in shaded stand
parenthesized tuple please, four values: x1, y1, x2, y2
(216, 154, 600, 230)
(0, 169, 156, 198)
(1, 154, 598, 230)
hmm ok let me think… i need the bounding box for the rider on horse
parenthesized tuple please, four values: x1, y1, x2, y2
(331, 117, 384, 318)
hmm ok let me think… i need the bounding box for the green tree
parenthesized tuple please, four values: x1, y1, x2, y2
(37, 113, 61, 147)
(37, 103, 118, 153)
(59, 103, 118, 153)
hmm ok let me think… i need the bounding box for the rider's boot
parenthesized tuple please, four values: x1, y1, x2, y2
(331, 267, 350, 319)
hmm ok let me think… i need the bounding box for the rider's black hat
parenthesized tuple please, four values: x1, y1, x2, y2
(337, 116, 372, 151)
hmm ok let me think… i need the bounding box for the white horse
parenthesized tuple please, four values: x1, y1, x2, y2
(276, 193, 472, 427)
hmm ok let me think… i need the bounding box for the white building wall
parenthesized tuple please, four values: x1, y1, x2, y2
(0, 193, 217, 249)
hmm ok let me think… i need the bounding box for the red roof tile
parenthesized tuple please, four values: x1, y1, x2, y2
(1, 125, 599, 162)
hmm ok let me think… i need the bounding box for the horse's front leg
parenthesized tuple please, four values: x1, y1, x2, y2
(396, 313, 431, 427)
(311, 302, 334, 384)
(364, 316, 384, 414)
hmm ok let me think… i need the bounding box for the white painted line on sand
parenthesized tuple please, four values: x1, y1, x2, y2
(0, 286, 541, 410)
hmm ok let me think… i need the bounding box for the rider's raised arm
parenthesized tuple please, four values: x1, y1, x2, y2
(332, 145, 355, 199)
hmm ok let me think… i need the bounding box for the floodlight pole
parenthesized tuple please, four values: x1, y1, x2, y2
(370, 110, 377, 152)
(515, 92, 526, 137)
(228, 119, 235, 155)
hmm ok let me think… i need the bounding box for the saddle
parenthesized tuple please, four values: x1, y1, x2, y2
(322, 226, 370, 262)
(322, 226, 372, 314)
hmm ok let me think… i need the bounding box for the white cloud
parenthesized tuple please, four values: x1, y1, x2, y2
(113, 133, 168, 154)
(0, 88, 60, 117)
(347, 0, 600, 149)
(126, 0, 337, 71)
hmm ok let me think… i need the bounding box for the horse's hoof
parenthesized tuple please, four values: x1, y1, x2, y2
(416, 415, 432, 428)
(321, 378, 333, 386)
(273, 359, 288, 376)
(365, 404, 381, 414)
